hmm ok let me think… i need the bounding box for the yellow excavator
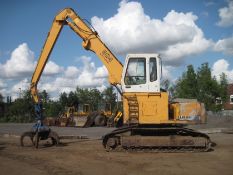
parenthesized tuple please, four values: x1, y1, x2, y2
(21, 8, 211, 151)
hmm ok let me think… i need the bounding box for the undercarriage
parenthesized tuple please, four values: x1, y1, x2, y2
(103, 125, 212, 152)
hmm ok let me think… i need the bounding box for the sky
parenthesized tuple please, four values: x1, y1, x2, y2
(0, 0, 233, 100)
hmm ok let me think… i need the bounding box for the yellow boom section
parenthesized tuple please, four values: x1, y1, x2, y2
(31, 8, 123, 103)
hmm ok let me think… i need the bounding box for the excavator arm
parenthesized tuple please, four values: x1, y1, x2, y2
(31, 8, 123, 120)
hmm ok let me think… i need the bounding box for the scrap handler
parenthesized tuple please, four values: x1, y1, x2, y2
(21, 8, 211, 151)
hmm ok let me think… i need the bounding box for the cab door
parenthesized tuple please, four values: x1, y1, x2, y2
(147, 57, 160, 92)
(122, 55, 148, 93)
(122, 54, 161, 93)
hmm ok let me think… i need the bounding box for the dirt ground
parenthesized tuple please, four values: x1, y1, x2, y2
(0, 114, 233, 175)
(0, 132, 233, 175)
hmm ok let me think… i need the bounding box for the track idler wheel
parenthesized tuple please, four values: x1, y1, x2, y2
(105, 137, 119, 150)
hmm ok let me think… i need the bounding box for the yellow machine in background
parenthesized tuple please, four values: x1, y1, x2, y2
(70, 103, 110, 127)
(26, 8, 211, 151)
(45, 103, 119, 127)
(60, 104, 91, 127)
(44, 104, 91, 127)
(71, 102, 119, 127)
(98, 102, 112, 118)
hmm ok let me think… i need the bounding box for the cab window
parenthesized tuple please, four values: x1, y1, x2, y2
(124, 58, 146, 85)
(149, 57, 157, 82)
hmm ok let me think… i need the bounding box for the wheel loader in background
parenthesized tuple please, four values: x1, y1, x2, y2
(44, 104, 91, 127)
(21, 8, 211, 151)
(57, 104, 91, 127)
(44, 102, 122, 127)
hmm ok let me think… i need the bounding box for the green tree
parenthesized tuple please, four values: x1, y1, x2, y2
(0, 93, 4, 118)
(0, 93, 3, 103)
(219, 73, 228, 103)
(76, 87, 89, 104)
(196, 63, 219, 110)
(44, 101, 62, 118)
(67, 91, 79, 107)
(39, 90, 49, 103)
(7, 96, 12, 104)
(102, 86, 117, 112)
(174, 63, 228, 111)
(76, 87, 102, 110)
(89, 88, 102, 111)
(59, 92, 68, 110)
(174, 65, 197, 99)
(4, 90, 34, 122)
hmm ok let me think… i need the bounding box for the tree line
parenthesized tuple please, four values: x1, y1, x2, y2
(172, 63, 228, 111)
(0, 62, 228, 122)
(0, 86, 117, 123)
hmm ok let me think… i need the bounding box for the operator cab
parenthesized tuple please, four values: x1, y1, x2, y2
(121, 54, 161, 93)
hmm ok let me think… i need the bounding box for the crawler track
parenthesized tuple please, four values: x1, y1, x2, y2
(102, 125, 211, 152)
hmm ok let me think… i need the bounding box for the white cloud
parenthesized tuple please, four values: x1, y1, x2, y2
(0, 79, 7, 89)
(214, 36, 233, 55)
(10, 78, 30, 100)
(0, 89, 7, 100)
(217, 0, 233, 27)
(0, 43, 35, 79)
(0, 43, 63, 79)
(39, 56, 108, 96)
(162, 66, 173, 81)
(91, 0, 212, 65)
(64, 66, 80, 78)
(11, 78, 30, 93)
(212, 59, 233, 83)
(0, 79, 7, 99)
(94, 66, 108, 78)
(0, 43, 109, 99)
(0, 43, 69, 99)
(44, 61, 64, 76)
(76, 56, 108, 87)
(96, 84, 107, 92)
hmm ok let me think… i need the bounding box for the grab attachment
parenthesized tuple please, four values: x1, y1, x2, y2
(20, 120, 59, 148)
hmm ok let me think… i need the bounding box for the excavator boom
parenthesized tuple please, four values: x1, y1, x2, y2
(31, 8, 123, 104)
